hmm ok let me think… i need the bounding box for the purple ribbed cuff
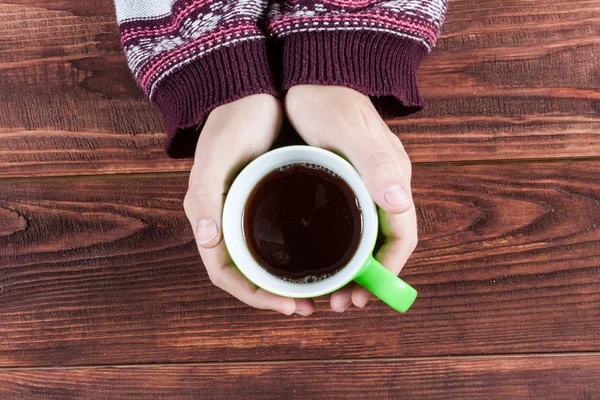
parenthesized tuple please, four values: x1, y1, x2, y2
(152, 39, 278, 158)
(281, 31, 427, 115)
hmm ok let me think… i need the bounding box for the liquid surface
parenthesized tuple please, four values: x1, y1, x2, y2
(243, 163, 363, 283)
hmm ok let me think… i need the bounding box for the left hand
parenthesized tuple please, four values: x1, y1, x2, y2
(285, 85, 418, 312)
(184, 94, 316, 316)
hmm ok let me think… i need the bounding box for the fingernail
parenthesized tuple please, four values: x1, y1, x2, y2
(295, 310, 309, 316)
(196, 219, 218, 244)
(355, 298, 369, 308)
(384, 184, 410, 205)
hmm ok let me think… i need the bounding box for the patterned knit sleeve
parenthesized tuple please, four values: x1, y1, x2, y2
(115, 0, 278, 158)
(267, 0, 447, 114)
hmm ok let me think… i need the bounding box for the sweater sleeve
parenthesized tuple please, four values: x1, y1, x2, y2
(267, 0, 447, 115)
(114, 0, 278, 158)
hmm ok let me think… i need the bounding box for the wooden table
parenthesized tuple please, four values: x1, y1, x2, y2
(1, 0, 599, 398)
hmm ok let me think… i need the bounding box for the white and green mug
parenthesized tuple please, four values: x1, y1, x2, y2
(223, 146, 417, 313)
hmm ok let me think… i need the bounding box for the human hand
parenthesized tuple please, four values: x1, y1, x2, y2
(285, 85, 418, 312)
(184, 94, 315, 316)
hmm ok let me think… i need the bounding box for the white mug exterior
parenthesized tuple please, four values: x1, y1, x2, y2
(222, 146, 378, 298)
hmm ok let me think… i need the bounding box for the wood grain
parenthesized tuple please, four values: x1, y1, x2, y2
(0, 0, 599, 178)
(0, 1, 191, 177)
(1, 161, 599, 367)
(0, 355, 598, 399)
(400, 0, 600, 162)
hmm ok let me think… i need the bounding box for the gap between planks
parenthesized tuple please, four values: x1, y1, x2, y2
(2, 156, 600, 184)
(0, 352, 598, 372)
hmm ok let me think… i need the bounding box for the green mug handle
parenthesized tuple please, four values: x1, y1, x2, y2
(354, 255, 417, 313)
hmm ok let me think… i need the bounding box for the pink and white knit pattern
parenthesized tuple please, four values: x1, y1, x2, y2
(116, 0, 270, 97)
(268, 0, 447, 51)
(113, 0, 447, 158)
(115, 0, 446, 97)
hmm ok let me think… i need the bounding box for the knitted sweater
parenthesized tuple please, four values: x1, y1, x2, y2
(114, 0, 448, 158)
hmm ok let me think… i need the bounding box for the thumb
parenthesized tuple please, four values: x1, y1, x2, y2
(354, 150, 413, 215)
(183, 166, 226, 250)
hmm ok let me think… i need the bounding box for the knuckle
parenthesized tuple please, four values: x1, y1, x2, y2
(403, 159, 413, 178)
(207, 270, 222, 288)
(386, 135, 412, 174)
(408, 235, 419, 251)
(184, 183, 211, 210)
(366, 151, 395, 170)
(409, 239, 418, 252)
(400, 146, 411, 162)
(186, 183, 211, 199)
(393, 137, 410, 158)
(182, 195, 193, 213)
(393, 146, 412, 176)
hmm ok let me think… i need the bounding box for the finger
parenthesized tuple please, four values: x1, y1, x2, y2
(199, 243, 297, 315)
(329, 284, 354, 312)
(353, 206, 418, 308)
(294, 298, 316, 316)
(184, 179, 224, 249)
(354, 149, 413, 215)
(184, 136, 236, 250)
(284, 86, 413, 214)
(352, 238, 417, 308)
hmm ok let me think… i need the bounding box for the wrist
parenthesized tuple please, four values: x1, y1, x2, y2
(287, 85, 379, 121)
(198, 94, 283, 154)
(285, 84, 397, 155)
(209, 94, 281, 123)
(279, 31, 426, 116)
(288, 84, 367, 99)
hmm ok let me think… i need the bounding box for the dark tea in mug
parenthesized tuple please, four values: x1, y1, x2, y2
(243, 163, 363, 283)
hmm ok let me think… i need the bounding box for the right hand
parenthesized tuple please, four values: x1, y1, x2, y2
(183, 94, 315, 316)
(285, 85, 418, 313)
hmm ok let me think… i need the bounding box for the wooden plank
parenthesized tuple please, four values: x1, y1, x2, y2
(0, 1, 192, 177)
(1, 161, 599, 366)
(401, 0, 600, 162)
(0, 0, 599, 178)
(0, 356, 598, 399)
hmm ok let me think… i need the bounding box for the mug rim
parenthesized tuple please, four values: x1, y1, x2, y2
(222, 145, 378, 298)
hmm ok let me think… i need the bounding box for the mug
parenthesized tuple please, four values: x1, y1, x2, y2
(223, 146, 417, 313)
